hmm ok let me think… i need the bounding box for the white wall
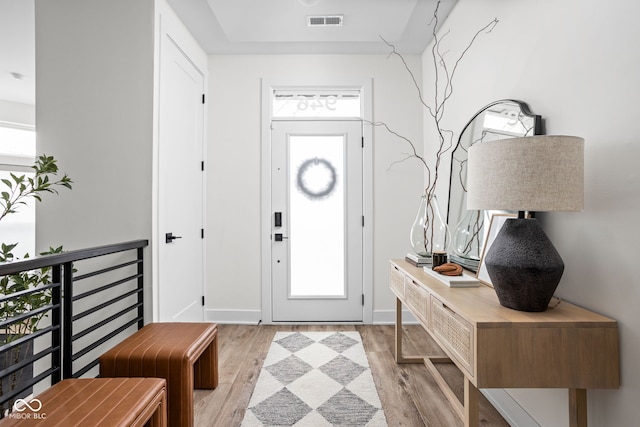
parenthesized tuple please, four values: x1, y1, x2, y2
(206, 54, 425, 322)
(34, 0, 155, 319)
(34, 0, 210, 325)
(423, 0, 640, 425)
(35, 0, 154, 248)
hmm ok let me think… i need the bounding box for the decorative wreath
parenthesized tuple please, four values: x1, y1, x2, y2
(296, 157, 337, 199)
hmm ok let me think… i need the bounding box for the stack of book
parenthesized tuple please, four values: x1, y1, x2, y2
(405, 253, 431, 267)
(422, 266, 480, 287)
(449, 254, 479, 273)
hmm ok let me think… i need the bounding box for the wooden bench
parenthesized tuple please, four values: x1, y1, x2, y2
(0, 377, 166, 426)
(99, 322, 218, 427)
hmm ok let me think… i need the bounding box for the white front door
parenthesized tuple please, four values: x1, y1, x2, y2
(157, 35, 205, 322)
(271, 120, 363, 322)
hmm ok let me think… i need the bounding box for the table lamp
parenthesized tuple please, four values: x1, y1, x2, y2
(467, 135, 584, 311)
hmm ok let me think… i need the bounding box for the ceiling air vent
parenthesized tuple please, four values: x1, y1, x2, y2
(307, 15, 343, 27)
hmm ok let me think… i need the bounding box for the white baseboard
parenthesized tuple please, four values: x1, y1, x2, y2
(205, 309, 417, 325)
(482, 389, 539, 427)
(372, 309, 418, 325)
(205, 309, 262, 324)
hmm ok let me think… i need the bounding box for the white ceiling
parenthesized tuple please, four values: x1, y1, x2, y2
(167, 0, 456, 54)
(0, 0, 456, 107)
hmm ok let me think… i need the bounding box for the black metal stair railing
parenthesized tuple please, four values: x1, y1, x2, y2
(0, 239, 148, 415)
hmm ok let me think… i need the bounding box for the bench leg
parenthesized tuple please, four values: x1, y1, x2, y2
(146, 389, 167, 427)
(194, 333, 218, 389)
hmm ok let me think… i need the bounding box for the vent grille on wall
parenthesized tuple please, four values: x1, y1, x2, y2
(307, 15, 343, 26)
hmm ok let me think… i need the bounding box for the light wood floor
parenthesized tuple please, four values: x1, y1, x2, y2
(194, 324, 509, 427)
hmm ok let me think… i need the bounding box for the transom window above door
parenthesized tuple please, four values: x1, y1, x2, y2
(272, 89, 361, 118)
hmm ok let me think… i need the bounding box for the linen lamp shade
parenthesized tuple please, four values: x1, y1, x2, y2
(467, 135, 584, 212)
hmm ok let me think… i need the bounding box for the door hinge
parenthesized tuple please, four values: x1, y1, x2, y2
(361, 136, 364, 148)
(362, 215, 365, 227)
(201, 228, 205, 239)
(201, 296, 205, 306)
(362, 294, 365, 306)
(202, 94, 205, 104)
(201, 161, 204, 171)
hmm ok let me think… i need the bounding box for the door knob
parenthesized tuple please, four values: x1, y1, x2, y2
(165, 232, 183, 243)
(274, 233, 288, 242)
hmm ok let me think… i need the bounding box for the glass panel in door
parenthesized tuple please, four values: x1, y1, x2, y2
(289, 135, 345, 297)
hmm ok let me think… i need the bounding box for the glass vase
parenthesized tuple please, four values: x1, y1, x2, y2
(409, 194, 450, 257)
(452, 207, 485, 262)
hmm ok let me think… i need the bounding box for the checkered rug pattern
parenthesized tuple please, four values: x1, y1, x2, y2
(241, 331, 387, 426)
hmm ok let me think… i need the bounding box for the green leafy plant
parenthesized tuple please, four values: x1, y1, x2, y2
(0, 154, 71, 412)
(1, 154, 72, 222)
(0, 244, 65, 337)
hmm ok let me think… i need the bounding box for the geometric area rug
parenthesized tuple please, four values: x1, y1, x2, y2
(241, 331, 387, 426)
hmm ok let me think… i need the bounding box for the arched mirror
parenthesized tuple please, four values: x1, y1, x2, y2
(447, 100, 542, 271)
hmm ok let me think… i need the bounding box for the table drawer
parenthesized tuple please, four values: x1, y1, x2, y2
(390, 264, 405, 298)
(405, 277, 430, 326)
(431, 297, 474, 376)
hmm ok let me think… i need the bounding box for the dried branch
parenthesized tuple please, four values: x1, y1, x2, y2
(380, 36, 433, 117)
(377, 1, 498, 203)
(366, 120, 431, 179)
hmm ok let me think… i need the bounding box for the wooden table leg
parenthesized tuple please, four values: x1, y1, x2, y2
(464, 377, 479, 427)
(395, 298, 405, 363)
(395, 297, 423, 364)
(569, 388, 588, 427)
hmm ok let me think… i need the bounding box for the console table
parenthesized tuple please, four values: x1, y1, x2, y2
(390, 259, 619, 427)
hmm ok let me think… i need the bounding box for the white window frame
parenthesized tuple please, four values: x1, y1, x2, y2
(0, 122, 36, 171)
(0, 122, 37, 257)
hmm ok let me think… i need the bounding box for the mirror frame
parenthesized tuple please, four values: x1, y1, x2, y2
(446, 99, 543, 268)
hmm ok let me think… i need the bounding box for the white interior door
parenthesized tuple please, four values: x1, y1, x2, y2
(157, 35, 204, 322)
(271, 120, 363, 322)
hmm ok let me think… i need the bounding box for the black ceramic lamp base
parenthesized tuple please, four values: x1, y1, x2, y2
(485, 218, 564, 312)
